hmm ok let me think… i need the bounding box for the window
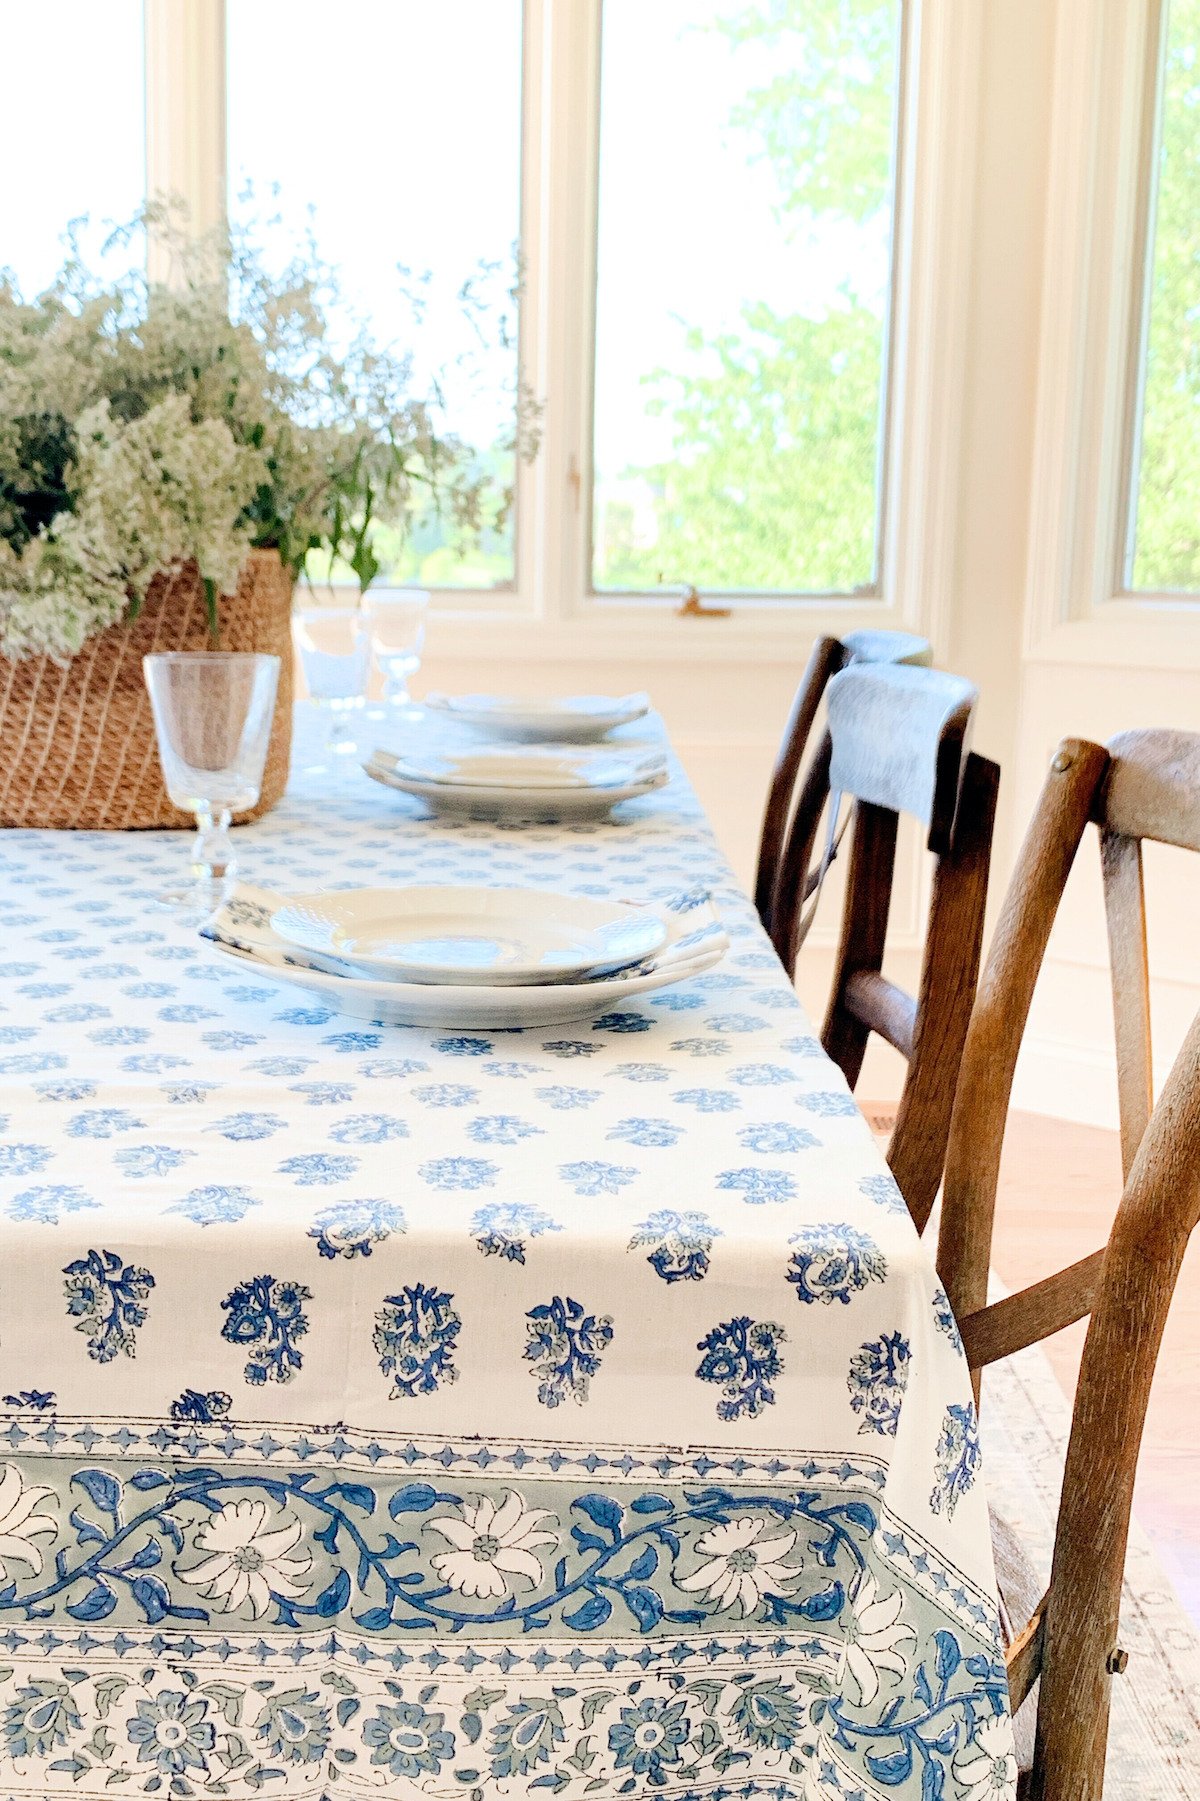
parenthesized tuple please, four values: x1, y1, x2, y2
(1125, 0, 1200, 593)
(226, 0, 524, 590)
(0, 1, 145, 298)
(592, 0, 902, 596)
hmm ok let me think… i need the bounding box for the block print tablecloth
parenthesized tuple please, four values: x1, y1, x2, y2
(0, 710, 1016, 1801)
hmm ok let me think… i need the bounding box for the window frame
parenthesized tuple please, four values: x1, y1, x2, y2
(143, 0, 973, 657)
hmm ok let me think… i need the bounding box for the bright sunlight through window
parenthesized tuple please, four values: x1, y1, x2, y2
(591, 0, 902, 598)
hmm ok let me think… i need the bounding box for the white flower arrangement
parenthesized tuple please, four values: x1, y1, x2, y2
(0, 210, 532, 661)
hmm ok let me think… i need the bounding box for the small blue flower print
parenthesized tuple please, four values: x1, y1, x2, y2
(374, 1284, 461, 1398)
(673, 1088, 742, 1113)
(651, 990, 705, 1011)
(705, 1012, 767, 1034)
(328, 1113, 409, 1144)
(164, 1082, 217, 1104)
(0, 1143, 52, 1177)
(433, 1035, 493, 1056)
(159, 1004, 218, 1024)
(559, 1159, 636, 1197)
(608, 1696, 689, 1781)
(247, 1057, 313, 1078)
(472, 1201, 561, 1263)
(525, 1294, 613, 1406)
(167, 1184, 261, 1227)
(221, 1275, 311, 1385)
(591, 1010, 652, 1033)
(63, 1248, 155, 1362)
(278, 1152, 360, 1186)
(289, 1081, 357, 1106)
(932, 1285, 964, 1353)
(482, 1059, 537, 1080)
(540, 1040, 600, 1059)
(309, 1198, 406, 1259)
(207, 1112, 287, 1142)
(727, 1063, 798, 1087)
(607, 1117, 683, 1148)
(860, 1171, 909, 1215)
(795, 1089, 860, 1117)
(7, 1184, 97, 1224)
(121, 1053, 189, 1074)
(787, 1224, 888, 1305)
(418, 1155, 498, 1191)
(360, 1058, 428, 1078)
(727, 1679, 805, 1752)
(123, 982, 175, 1000)
(0, 1052, 66, 1074)
(255, 1690, 331, 1765)
(274, 1006, 335, 1026)
(202, 1030, 263, 1052)
(931, 1401, 982, 1518)
(717, 1167, 799, 1206)
(2, 1680, 82, 1757)
(630, 1208, 722, 1283)
(321, 1030, 383, 1052)
(44, 1003, 108, 1024)
(848, 1331, 912, 1435)
(489, 1697, 566, 1779)
(2, 1390, 55, 1410)
(535, 1086, 600, 1110)
(696, 1315, 786, 1420)
(611, 1062, 670, 1082)
(171, 1387, 232, 1423)
(114, 1145, 198, 1179)
(670, 1036, 730, 1058)
(89, 1025, 150, 1046)
(738, 1122, 818, 1155)
(467, 1114, 544, 1145)
(413, 1083, 479, 1109)
(362, 1699, 455, 1778)
(66, 1108, 145, 1139)
(35, 1080, 98, 1104)
(126, 1690, 215, 1777)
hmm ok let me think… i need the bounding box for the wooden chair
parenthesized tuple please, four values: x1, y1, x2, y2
(801, 661, 1001, 1232)
(754, 629, 932, 951)
(936, 728, 1200, 1799)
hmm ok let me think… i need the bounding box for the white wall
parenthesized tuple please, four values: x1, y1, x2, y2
(418, 0, 1200, 1129)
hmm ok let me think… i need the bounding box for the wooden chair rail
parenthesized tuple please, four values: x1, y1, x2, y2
(843, 970, 916, 1058)
(959, 1249, 1105, 1370)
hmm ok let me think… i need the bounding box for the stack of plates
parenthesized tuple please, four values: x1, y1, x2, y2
(424, 691, 651, 742)
(201, 883, 728, 1028)
(364, 744, 668, 820)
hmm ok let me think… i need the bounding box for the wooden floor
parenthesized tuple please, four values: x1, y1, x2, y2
(987, 1110, 1200, 1629)
(869, 1107, 1200, 1628)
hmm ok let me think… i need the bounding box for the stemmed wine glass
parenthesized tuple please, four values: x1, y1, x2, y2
(292, 606, 371, 771)
(366, 591, 429, 720)
(143, 652, 280, 919)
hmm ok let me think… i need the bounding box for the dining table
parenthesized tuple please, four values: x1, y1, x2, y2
(0, 705, 1016, 1801)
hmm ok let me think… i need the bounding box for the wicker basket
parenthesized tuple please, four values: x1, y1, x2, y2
(0, 549, 294, 830)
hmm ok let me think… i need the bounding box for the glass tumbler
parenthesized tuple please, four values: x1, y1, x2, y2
(143, 652, 281, 918)
(292, 606, 371, 770)
(365, 591, 429, 719)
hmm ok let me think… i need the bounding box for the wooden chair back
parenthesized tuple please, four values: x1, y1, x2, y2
(754, 629, 932, 947)
(812, 661, 1000, 1231)
(936, 728, 1200, 1800)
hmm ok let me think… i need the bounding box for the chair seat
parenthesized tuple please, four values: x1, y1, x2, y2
(991, 1507, 1042, 1774)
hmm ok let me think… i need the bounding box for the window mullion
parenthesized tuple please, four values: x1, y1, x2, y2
(144, 0, 226, 279)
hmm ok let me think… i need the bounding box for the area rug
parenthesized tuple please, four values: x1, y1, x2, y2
(983, 1336, 1200, 1795)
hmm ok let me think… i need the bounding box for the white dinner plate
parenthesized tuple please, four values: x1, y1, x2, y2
(364, 749, 669, 820)
(424, 691, 650, 742)
(270, 885, 668, 986)
(202, 885, 727, 1028)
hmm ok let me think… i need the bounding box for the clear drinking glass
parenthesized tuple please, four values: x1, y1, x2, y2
(292, 606, 371, 769)
(143, 652, 281, 918)
(366, 591, 429, 719)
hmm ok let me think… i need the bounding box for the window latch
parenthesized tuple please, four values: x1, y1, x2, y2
(675, 584, 731, 619)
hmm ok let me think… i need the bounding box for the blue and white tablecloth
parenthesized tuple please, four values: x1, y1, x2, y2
(0, 708, 1015, 1801)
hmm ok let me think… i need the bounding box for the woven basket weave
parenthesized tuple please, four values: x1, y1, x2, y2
(0, 549, 294, 830)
